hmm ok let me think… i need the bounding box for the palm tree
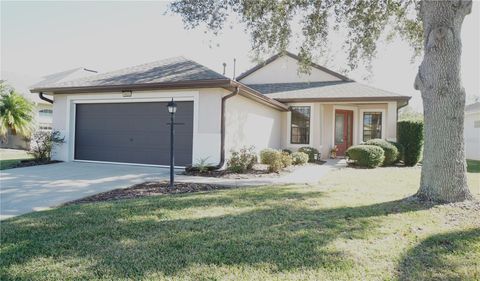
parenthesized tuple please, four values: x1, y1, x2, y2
(0, 82, 35, 140)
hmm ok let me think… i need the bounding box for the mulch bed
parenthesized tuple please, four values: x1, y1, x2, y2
(184, 162, 325, 179)
(9, 160, 61, 169)
(65, 181, 230, 205)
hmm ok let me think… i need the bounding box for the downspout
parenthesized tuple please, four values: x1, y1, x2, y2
(38, 92, 53, 104)
(214, 86, 239, 170)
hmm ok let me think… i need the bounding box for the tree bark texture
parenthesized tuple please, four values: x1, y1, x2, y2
(414, 0, 473, 202)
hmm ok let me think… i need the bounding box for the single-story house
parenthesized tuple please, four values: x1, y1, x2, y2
(30, 52, 410, 167)
(465, 102, 480, 160)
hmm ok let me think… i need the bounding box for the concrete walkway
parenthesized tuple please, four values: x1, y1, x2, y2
(177, 159, 345, 187)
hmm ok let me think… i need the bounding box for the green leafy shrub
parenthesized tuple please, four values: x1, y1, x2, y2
(365, 139, 399, 166)
(346, 145, 385, 168)
(389, 141, 405, 163)
(227, 146, 257, 173)
(282, 149, 292, 154)
(192, 157, 213, 173)
(260, 148, 285, 172)
(292, 152, 309, 165)
(298, 147, 319, 162)
(29, 130, 65, 162)
(281, 152, 293, 167)
(398, 120, 424, 166)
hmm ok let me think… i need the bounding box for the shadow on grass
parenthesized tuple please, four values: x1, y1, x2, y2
(397, 228, 480, 281)
(0, 186, 432, 280)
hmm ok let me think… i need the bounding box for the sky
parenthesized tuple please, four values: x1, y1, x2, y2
(1, 1, 479, 112)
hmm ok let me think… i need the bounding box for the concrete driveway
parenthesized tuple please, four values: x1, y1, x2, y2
(0, 162, 170, 220)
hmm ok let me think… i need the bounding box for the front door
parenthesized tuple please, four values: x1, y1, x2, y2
(335, 110, 353, 156)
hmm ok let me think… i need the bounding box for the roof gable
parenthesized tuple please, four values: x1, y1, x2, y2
(237, 52, 351, 84)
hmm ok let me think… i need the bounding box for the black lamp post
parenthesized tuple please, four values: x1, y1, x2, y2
(167, 98, 177, 188)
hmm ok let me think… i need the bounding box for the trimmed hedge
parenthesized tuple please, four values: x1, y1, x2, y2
(389, 141, 405, 163)
(292, 152, 309, 165)
(398, 120, 424, 166)
(298, 147, 319, 163)
(365, 139, 399, 166)
(281, 152, 293, 167)
(346, 145, 385, 168)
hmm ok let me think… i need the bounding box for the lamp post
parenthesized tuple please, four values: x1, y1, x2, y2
(167, 98, 177, 188)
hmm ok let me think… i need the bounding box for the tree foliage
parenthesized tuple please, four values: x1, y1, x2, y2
(170, 0, 423, 70)
(0, 82, 35, 139)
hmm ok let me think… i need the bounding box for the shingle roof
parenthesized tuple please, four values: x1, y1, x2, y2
(31, 57, 227, 90)
(465, 102, 480, 113)
(248, 81, 410, 101)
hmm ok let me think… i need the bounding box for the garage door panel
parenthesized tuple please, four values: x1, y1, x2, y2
(75, 102, 193, 165)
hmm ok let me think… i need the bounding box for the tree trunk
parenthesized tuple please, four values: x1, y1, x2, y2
(414, 0, 473, 203)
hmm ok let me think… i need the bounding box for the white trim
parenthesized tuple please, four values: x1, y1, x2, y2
(359, 109, 386, 142)
(332, 105, 359, 147)
(65, 90, 199, 165)
(74, 159, 185, 169)
(286, 103, 314, 148)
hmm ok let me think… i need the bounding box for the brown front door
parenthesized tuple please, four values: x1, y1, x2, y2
(335, 110, 353, 156)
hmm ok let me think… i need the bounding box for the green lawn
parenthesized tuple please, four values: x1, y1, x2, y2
(467, 159, 480, 173)
(0, 149, 32, 170)
(1, 167, 479, 281)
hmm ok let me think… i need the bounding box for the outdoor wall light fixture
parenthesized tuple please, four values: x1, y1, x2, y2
(167, 98, 177, 188)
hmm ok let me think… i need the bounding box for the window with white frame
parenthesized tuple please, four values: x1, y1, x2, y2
(363, 112, 382, 141)
(290, 106, 310, 144)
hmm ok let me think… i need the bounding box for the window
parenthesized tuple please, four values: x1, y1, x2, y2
(363, 112, 382, 141)
(39, 109, 53, 117)
(290, 106, 310, 144)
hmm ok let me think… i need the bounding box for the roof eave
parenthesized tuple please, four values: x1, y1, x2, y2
(273, 96, 411, 103)
(29, 79, 233, 94)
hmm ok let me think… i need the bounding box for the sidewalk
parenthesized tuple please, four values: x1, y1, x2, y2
(177, 159, 347, 187)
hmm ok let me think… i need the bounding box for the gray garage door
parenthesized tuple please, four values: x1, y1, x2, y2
(74, 102, 193, 166)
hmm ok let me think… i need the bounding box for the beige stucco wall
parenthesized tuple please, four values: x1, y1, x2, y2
(465, 111, 480, 160)
(224, 93, 282, 157)
(239, 55, 342, 84)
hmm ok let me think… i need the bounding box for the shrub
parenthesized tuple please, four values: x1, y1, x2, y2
(298, 147, 319, 163)
(398, 120, 424, 166)
(192, 157, 214, 173)
(29, 130, 65, 162)
(260, 148, 285, 172)
(345, 145, 385, 168)
(365, 139, 399, 166)
(389, 141, 405, 163)
(282, 149, 292, 155)
(292, 152, 309, 165)
(281, 152, 293, 167)
(227, 146, 257, 173)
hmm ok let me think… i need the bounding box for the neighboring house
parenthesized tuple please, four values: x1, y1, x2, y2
(1, 68, 97, 149)
(30, 52, 410, 167)
(465, 102, 480, 160)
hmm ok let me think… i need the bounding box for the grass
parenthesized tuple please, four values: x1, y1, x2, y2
(1, 167, 479, 281)
(0, 149, 32, 170)
(467, 159, 480, 173)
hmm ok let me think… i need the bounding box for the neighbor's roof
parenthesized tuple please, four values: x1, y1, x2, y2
(248, 81, 410, 102)
(32, 67, 98, 89)
(30, 57, 228, 92)
(465, 102, 480, 113)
